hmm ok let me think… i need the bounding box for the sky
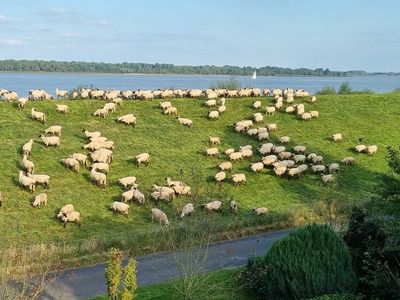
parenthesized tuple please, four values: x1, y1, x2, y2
(0, 0, 399, 72)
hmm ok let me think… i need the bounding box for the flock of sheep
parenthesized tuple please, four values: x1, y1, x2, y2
(1, 86, 378, 228)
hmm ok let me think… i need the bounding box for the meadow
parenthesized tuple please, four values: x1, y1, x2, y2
(0, 93, 399, 255)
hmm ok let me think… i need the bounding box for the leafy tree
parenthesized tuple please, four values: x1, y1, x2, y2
(105, 248, 122, 300)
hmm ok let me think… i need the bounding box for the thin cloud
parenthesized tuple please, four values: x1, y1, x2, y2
(37, 7, 79, 16)
(0, 38, 25, 45)
(84, 18, 108, 26)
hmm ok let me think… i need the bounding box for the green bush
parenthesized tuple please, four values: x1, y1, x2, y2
(306, 293, 360, 300)
(338, 82, 353, 94)
(209, 76, 241, 90)
(245, 224, 357, 300)
(105, 249, 122, 300)
(316, 86, 336, 95)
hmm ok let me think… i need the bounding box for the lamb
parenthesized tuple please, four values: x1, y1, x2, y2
(56, 104, 69, 114)
(118, 176, 137, 189)
(322, 174, 335, 184)
(33, 193, 47, 207)
(341, 157, 355, 165)
(205, 99, 217, 107)
(262, 155, 278, 166)
(117, 114, 136, 125)
(91, 162, 109, 174)
(267, 123, 277, 131)
(70, 153, 89, 166)
(82, 130, 101, 139)
(355, 145, 367, 153)
(17, 98, 29, 110)
(253, 100, 262, 109)
(164, 106, 178, 115)
(217, 105, 226, 113)
(160, 101, 172, 110)
(22, 139, 34, 156)
(208, 110, 219, 120)
(253, 207, 268, 216)
(224, 148, 235, 156)
(21, 155, 34, 174)
(57, 204, 74, 219)
(311, 165, 326, 173)
(367, 145, 378, 155)
(93, 108, 108, 118)
(151, 208, 169, 225)
(39, 134, 60, 147)
(253, 112, 264, 123)
(180, 203, 194, 218)
(292, 145, 307, 153)
(110, 201, 129, 215)
(206, 147, 219, 156)
(215, 171, 226, 182)
(61, 158, 80, 172)
(218, 161, 232, 171)
(310, 111, 319, 118)
(136, 153, 150, 165)
(202, 200, 222, 212)
(232, 173, 246, 185)
(266, 106, 276, 115)
(332, 133, 342, 142)
(250, 162, 264, 172)
(90, 168, 106, 187)
(209, 136, 220, 145)
(44, 125, 62, 136)
(229, 152, 243, 161)
(279, 136, 290, 144)
(18, 170, 36, 193)
(27, 173, 50, 187)
(230, 200, 238, 214)
(177, 117, 193, 127)
(31, 108, 46, 124)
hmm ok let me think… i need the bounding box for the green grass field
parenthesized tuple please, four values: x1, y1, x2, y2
(0, 94, 399, 249)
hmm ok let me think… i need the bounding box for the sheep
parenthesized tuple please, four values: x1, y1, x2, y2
(173, 185, 191, 196)
(215, 171, 226, 183)
(56, 104, 69, 114)
(60, 211, 81, 227)
(262, 155, 278, 166)
(250, 162, 264, 172)
(240, 149, 253, 158)
(205, 99, 217, 107)
(90, 149, 113, 164)
(229, 152, 243, 161)
(39, 134, 60, 147)
(61, 158, 80, 172)
(240, 144, 252, 150)
(285, 105, 295, 113)
(311, 165, 326, 173)
(279, 136, 290, 144)
(253, 100, 262, 109)
(90, 168, 106, 187)
(202, 200, 222, 212)
(21, 155, 34, 174)
(219, 97, 226, 105)
(310, 111, 319, 118)
(310, 96, 317, 103)
(328, 163, 340, 173)
(136, 153, 150, 165)
(218, 161, 232, 172)
(307, 153, 317, 161)
(278, 151, 292, 160)
(273, 146, 286, 154)
(151, 208, 169, 225)
(166, 177, 186, 187)
(297, 164, 308, 173)
(44, 125, 62, 136)
(253, 207, 268, 216)
(341, 157, 355, 165)
(275, 101, 283, 110)
(322, 174, 335, 184)
(234, 125, 246, 133)
(111, 98, 123, 105)
(267, 123, 277, 131)
(209, 136, 220, 145)
(151, 185, 175, 201)
(235, 120, 253, 129)
(27, 173, 50, 187)
(110, 201, 129, 215)
(257, 131, 269, 141)
(274, 165, 287, 176)
(332, 133, 342, 142)
(293, 154, 306, 164)
(90, 136, 108, 143)
(103, 102, 117, 113)
(217, 105, 226, 113)
(278, 160, 296, 168)
(56, 88, 68, 99)
(253, 112, 264, 123)
(57, 204, 74, 219)
(33, 193, 47, 207)
(232, 173, 246, 185)
(301, 112, 312, 120)
(118, 176, 137, 189)
(164, 106, 178, 115)
(180, 203, 194, 218)
(117, 114, 136, 125)
(205, 147, 218, 157)
(288, 167, 301, 177)
(266, 106, 276, 115)
(91, 162, 109, 174)
(355, 145, 367, 153)
(70, 153, 89, 166)
(93, 108, 108, 118)
(17, 98, 29, 110)
(230, 200, 238, 214)
(31, 108, 46, 124)
(311, 155, 324, 164)
(246, 128, 258, 136)
(177, 117, 193, 127)
(259, 143, 274, 155)
(292, 145, 307, 153)
(224, 148, 235, 156)
(160, 101, 172, 110)
(18, 171, 36, 193)
(82, 130, 101, 139)
(207, 110, 219, 120)
(367, 145, 378, 155)
(22, 139, 34, 156)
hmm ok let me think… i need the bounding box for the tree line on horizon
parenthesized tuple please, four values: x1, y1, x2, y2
(0, 59, 397, 76)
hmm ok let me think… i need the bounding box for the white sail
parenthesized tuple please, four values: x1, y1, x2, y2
(252, 71, 257, 79)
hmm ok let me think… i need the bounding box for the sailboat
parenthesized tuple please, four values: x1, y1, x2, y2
(252, 70, 257, 80)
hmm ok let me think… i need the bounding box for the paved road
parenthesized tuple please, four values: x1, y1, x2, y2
(42, 229, 291, 300)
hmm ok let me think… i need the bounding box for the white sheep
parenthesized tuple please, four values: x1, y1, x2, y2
(267, 123, 277, 131)
(310, 111, 319, 118)
(118, 176, 137, 189)
(332, 133, 342, 142)
(259, 143, 274, 155)
(56, 104, 69, 114)
(202, 200, 222, 212)
(285, 106, 295, 113)
(341, 157, 355, 165)
(273, 146, 286, 154)
(217, 105, 226, 113)
(215, 171, 226, 182)
(288, 167, 301, 177)
(253, 100, 261, 109)
(90, 168, 106, 187)
(310, 96, 317, 103)
(208, 110, 219, 120)
(166, 177, 186, 187)
(367, 145, 378, 155)
(177, 117, 193, 127)
(164, 106, 178, 115)
(292, 145, 307, 153)
(218, 161, 232, 171)
(250, 162, 264, 172)
(229, 152, 243, 161)
(355, 145, 367, 153)
(240, 149, 253, 158)
(82, 130, 101, 139)
(247, 128, 259, 136)
(33, 193, 47, 207)
(180, 203, 194, 218)
(151, 208, 169, 225)
(110, 201, 129, 215)
(17, 98, 29, 110)
(274, 165, 287, 176)
(131, 188, 146, 204)
(21, 154, 34, 174)
(205, 99, 217, 107)
(311, 155, 324, 164)
(278, 151, 292, 160)
(93, 108, 108, 118)
(301, 112, 312, 120)
(61, 158, 80, 172)
(70, 153, 89, 166)
(22, 139, 34, 156)
(160, 101, 172, 109)
(92, 162, 109, 174)
(44, 125, 62, 136)
(56, 88, 68, 98)
(293, 155, 306, 163)
(209, 136, 220, 145)
(31, 108, 46, 124)
(206, 147, 219, 156)
(173, 185, 191, 196)
(60, 211, 81, 227)
(224, 148, 235, 156)
(262, 155, 278, 166)
(322, 174, 335, 184)
(18, 170, 36, 193)
(57, 204, 74, 219)
(257, 132, 269, 141)
(117, 114, 136, 125)
(253, 207, 268, 216)
(232, 173, 246, 185)
(266, 106, 276, 115)
(40, 134, 60, 147)
(28, 173, 50, 187)
(311, 165, 326, 173)
(103, 102, 117, 113)
(253, 112, 264, 123)
(230, 200, 238, 214)
(279, 136, 290, 144)
(136, 153, 150, 165)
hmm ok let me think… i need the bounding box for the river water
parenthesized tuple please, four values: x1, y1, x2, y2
(1, 73, 399, 97)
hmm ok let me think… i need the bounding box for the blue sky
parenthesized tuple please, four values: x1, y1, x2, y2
(0, 0, 399, 71)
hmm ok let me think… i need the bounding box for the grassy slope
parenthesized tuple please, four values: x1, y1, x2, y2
(0, 94, 399, 246)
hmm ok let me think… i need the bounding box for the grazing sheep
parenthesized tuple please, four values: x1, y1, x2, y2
(229, 152, 243, 161)
(307, 153, 317, 161)
(310, 111, 319, 118)
(267, 123, 277, 131)
(274, 165, 287, 176)
(151, 208, 169, 225)
(247, 128, 259, 136)
(266, 106, 276, 115)
(91, 162, 109, 174)
(152, 185, 175, 201)
(177, 117, 193, 127)
(57, 204, 74, 219)
(39, 134, 60, 147)
(93, 108, 108, 118)
(90, 168, 106, 187)
(250, 162, 264, 172)
(56, 104, 69, 114)
(253, 207, 268, 216)
(322, 174, 335, 184)
(164, 106, 178, 115)
(310, 96, 317, 103)
(22, 139, 34, 156)
(60, 211, 81, 227)
(118, 176, 137, 189)
(173, 185, 191, 196)
(17, 98, 29, 110)
(293, 154, 306, 164)
(110, 201, 129, 215)
(232, 173, 246, 185)
(202, 200, 222, 212)
(297, 164, 308, 173)
(311, 165, 326, 173)
(240, 149, 253, 158)
(131, 188, 146, 204)
(180, 203, 194, 218)
(253, 101, 261, 109)
(262, 155, 278, 166)
(253, 112, 264, 123)
(70, 153, 88, 166)
(355, 145, 367, 153)
(279, 136, 290, 144)
(288, 167, 301, 177)
(206, 147, 219, 156)
(217, 105, 226, 113)
(209, 136, 220, 145)
(90, 150, 112, 164)
(328, 163, 340, 173)
(230, 200, 238, 214)
(208, 110, 219, 120)
(103, 102, 117, 113)
(218, 161, 232, 171)
(292, 145, 307, 153)
(257, 131, 269, 141)
(44, 125, 62, 136)
(166, 177, 185, 187)
(259, 143, 274, 155)
(224, 148, 235, 156)
(278, 151, 292, 160)
(273, 146, 286, 154)
(311, 155, 324, 164)
(205, 99, 217, 107)
(301, 112, 312, 120)
(341, 157, 355, 165)
(215, 171, 226, 183)
(117, 114, 136, 125)
(61, 158, 80, 172)
(160, 101, 172, 110)
(56, 88, 68, 99)
(90, 136, 108, 143)
(27, 173, 50, 187)
(367, 145, 378, 155)
(33, 193, 47, 207)
(136, 153, 150, 165)
(278, 160, 296, 168)
(82, 130, 101, 139)
(332, 133, 342, 142)
(18, 171, 35, 193)
(31, 108, 46, 124)
(21, 155, 34, 174)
